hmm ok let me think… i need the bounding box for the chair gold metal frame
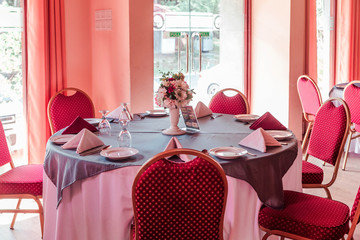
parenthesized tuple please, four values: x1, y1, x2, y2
(342, 80, 360, 170)
(302, 98, 350, 199)
(260, 191, 360, 240)
(132, 148, 228, 240)
(0, 121, 44, 237)
(297, 75, 323, 151)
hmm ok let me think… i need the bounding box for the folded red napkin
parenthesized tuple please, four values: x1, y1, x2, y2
(249, 112, 287, 130)
(62, 116, 97, 134)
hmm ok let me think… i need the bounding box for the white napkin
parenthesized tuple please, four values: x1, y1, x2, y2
(62, 129, 104, 154)
(195, 101, 213, 119)
(164, 137, 191, 162)
(238, 128, 281, 152)
(107, 105, 133, 120)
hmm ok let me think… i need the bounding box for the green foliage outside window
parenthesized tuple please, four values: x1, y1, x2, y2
(0, 1, 23, 104)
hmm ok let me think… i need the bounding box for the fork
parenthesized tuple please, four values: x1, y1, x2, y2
(210, 114, 223, 119)
(80, 145, 111, 156)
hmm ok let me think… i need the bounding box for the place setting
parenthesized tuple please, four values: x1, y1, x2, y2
(208, 146, 249, 160)
(234, 114, 259, 124)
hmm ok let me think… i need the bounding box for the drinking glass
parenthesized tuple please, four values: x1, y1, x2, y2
(98, 110, 111, 136)
(117, 103, 132, 147)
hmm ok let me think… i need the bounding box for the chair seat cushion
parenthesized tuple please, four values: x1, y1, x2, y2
(302, 161, 323, 184)
(259, 190, 349, 240)
(0, 164, 43, 196)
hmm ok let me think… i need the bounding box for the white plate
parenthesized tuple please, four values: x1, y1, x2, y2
(85, 118, 102, 126)
(146, 110, 168, 117)
(266, 130, 293, 140)
(49, 134, 75, 145)
(209, 147, 248, 160)
(100, 147, 139, 160)
(234, 114, 259, 122)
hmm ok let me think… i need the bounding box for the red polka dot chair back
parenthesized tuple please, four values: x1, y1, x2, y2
(342, 81, 360, 170)
(297, 75, 323, 151)
(297, 75, 322, 117)
(209, 88, 249, 115)
(306, 98, 350, 166)
(344, 81, 360, 128)
(47, 88, 95, 134)
(0, 121, 12, 167)
(132, 149, 228, 240)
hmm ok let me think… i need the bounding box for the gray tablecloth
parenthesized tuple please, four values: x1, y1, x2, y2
(44, 114, 298, 209)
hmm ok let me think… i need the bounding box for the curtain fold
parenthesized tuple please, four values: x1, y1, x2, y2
(335, 0, 360, 83)
(305, 0, 317, 81)
(24, 0, 66, 164)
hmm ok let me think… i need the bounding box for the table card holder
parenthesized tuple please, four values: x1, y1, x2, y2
(180, 106, 200, 133)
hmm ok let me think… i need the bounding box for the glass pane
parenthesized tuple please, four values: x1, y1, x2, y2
(154, 0, 245, 106)
(0, 0, 26, 167)
(191, 0, 245, 104)
(316, 0, 334, 99)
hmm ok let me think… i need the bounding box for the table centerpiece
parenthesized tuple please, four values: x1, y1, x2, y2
(155, 72, 194, 135)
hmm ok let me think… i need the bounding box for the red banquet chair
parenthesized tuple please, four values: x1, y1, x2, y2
(297, 75, 323, 151)
(208, 88, 249, 115)
(342, 81, 360, 170)
(258, 185, 360, 240)
(0, 121, 44, 237)
(132, 148, 228, 240)
(302, 98, 350, 199)
(47, 87, 95, 134)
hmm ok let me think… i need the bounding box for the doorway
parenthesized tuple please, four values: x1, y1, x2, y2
(153, 0, 245, 105)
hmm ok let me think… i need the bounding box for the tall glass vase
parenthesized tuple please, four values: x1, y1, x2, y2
(162, 107, 186, 135)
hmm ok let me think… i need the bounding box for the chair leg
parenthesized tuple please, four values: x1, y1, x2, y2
(10, 199, 22, 229)
(34, 197, 44, 238)
(342, 132, 353, 171)
(301, 122, 312, 151)
(262, 232, 272, 240)
(324, 187, 332, 200)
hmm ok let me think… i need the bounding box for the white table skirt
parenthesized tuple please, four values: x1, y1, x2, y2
(43, 143, 302, 240)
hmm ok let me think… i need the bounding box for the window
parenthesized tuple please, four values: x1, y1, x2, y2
(316, 0, 335, 98)
(153, 0, 246, 106)
(0, 0, 26, 166)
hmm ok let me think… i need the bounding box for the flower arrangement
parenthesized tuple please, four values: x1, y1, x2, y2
(155, 72, 194, 108)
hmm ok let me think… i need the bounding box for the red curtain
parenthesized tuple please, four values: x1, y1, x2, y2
(24, 0, 66, 164)
(335, 0, 360, 83)
(305, 0, 317, 81)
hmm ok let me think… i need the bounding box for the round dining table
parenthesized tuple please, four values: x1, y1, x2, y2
(43, 114, 302, 240)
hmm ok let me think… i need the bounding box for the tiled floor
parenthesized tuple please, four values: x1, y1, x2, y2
(1, 153, 360, 240)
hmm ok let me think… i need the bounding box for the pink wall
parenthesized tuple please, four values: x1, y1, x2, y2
(251, 0, 305, 139)
(64, 0, 153, 117)
(90, 0, 131, 116)
(129, 0, 154, 113)
(289, 0, 306, 140)
(64, 0, 92, 99)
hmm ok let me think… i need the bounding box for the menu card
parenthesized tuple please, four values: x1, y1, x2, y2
(180, 106, 200, 132)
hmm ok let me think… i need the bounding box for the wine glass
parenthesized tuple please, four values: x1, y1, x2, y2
(98, 110, 111, 136)
(117, 103, 132, 147)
